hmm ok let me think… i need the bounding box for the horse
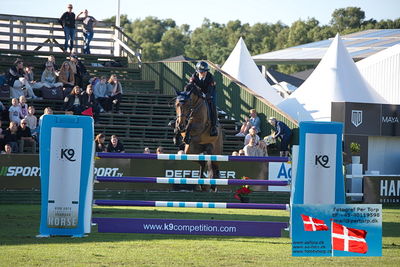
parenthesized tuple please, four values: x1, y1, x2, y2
(174, 83, 223, 191)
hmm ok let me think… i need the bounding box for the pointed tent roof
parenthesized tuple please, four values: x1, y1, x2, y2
(277, 34, 387, 122)
(222, 37, 283, 105)
(356, 44, 400, 105)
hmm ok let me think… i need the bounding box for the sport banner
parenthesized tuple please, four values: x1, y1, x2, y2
(363, 176, 400, 204)
(292, 204, 382, 257)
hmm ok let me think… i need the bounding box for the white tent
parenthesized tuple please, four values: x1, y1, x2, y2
(356, 44, 400, 105)
(222, 37, 283, 105)
(277, 34, 388, 122)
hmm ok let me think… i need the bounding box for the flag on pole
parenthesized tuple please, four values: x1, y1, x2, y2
(301, 214, 329, 231)
(332, 222, 368, 254)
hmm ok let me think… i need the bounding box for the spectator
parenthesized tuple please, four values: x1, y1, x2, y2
(0, 100, 6, 120)
(268, 117, 292, 157)
(59, 61, 75, 96)
(231, 151, 239, 156)
(25, 106, 38, 139)
(41, 62, 63, 88)
(59, 4, 76, 53)
(18, 95, 29, 118)
(69, 54, 88, 88)
(3, 121, 19, 153)
(1, 144, 12, 155)
(93, 76, 111, 112)
(156, 146, 164, 154)
(43, 55, 59, 71)
(81, 84, 100, 122)
(236, 109, 261, 137)
(238, 149, 245, 156)
(257, 140, 269, 157)
(9, 98, 22, 124)
(17, 119, 36, 153)
(143, 147, 151, 154)
(76, 9, 97, 54)
(107, 135, 125, 153)
(94, 133, 107, 152)
(63, 86, 85, 115)
(243, 136, 261, 156)
(107, 74, 123, 114)
(244, 126, 260, 146)
(6, 58, 38, 99)
(24, 66, 44, 90)
(177, 150, 185, 155)
(39, 107, 54, 122)
(0, 120, 5, 149)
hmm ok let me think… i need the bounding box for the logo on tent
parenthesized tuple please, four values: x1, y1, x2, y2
(351, 110, 363, 127)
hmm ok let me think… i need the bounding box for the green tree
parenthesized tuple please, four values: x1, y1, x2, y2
(330, 7, 365, 31)
(103, 14, 131, 30)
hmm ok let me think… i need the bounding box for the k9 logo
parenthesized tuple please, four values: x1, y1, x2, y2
(315, 155, 330, 168)
(61, 148, 76, 162)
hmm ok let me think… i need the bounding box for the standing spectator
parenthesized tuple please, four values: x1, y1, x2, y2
(107, 135, 125, 153)
(69, 54, 88, 88)
(94, 133, 107, 152)
(59, 4, 76, 53)
(6, 59, 38, 99)
(268, 117, 292, 157)
(9, 98, 22, 124)
(59, 61, 75, 96)
(76, 9, 97, 54)
(63, 86, 85, 115)
(18, 95, 29, 118)
(107, 74, 123, 114)
(235, 109, 261, 137)
(81, 84, 100, 122)
(1, 144, 12, 155)
(41, 62, 63, 88)
(93, 76, 110, 112)
(17, 119, 36, 153)
(244, 126, 260, 146)
(25, 106, 38, 139)
(3, 121, 19, 153)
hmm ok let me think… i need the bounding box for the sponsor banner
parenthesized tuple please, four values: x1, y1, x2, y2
(268, 162, 291, 192)
(292, 204, 382, 257)
(363, 176, 400, 204)
(93, 217, 288, 237)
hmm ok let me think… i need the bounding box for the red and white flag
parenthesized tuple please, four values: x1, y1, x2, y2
(332, 222, 368, 254)
(301, 214, 329, 231)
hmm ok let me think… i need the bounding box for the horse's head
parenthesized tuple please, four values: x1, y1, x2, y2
(174, 83, 204, 132)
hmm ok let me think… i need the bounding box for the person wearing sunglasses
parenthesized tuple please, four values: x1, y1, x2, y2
(59, 4, 76, 53)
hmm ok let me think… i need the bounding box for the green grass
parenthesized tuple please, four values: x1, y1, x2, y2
(0, 205, 399, 266)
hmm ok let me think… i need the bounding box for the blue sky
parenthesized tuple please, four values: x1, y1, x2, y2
(2, 0, 399, 29)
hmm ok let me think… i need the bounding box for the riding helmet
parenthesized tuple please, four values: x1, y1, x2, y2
(196, 61, 209, 72)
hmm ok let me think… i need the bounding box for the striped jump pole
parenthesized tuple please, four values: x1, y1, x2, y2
(94, 200, 289, 210)
(96, 176, 290, 186)
(96, 152, 289, 163)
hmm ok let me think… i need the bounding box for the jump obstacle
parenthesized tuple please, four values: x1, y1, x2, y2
(93, 153, 291, 237)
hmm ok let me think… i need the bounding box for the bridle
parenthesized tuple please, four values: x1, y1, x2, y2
(175, 86, 205, 132)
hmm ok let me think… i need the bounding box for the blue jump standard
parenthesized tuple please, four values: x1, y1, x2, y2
(92, 217, 289, 237)
(96, 176, 290, 186)
(96, 152, 289, 162)
(94, 200, 289, 210)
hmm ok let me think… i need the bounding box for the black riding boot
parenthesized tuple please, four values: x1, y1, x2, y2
(209, 102, 218, 136)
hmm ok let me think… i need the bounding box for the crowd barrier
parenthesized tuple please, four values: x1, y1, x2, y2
(93, 153, 291, 237)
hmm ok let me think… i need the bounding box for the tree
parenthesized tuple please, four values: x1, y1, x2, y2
(103, 14, 131, 30)
(330, 7, 365, 31)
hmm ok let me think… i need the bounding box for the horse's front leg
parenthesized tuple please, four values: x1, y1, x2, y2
(183, 122, 192, 144)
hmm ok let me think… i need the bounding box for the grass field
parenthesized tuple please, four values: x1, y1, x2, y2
(0, 205, 399, 266)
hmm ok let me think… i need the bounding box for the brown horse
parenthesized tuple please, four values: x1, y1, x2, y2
(174, 83, 223, 189)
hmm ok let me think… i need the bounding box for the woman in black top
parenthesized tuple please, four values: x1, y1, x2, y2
(59, 4, 76, 53)
(95, 133, 107, 152)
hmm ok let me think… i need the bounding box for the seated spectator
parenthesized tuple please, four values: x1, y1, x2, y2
(107, 74, 123, 114)
(58, 61, 75, 96)
(69, 53, 88, 88)
(1, 143, 12, 154)
(24, 66, 44, 90)
(244, 126, 260, 146)
(63, 86, 85, 115)
(238, 149, 245, 156)
(9, 98, 22, 124)
(93, 76, 111, 112)
(6, 58, 38, 99)
(25, 106, 38, 139)
(156, 146, 164, 154)
(243, 136, 262, 156)
(17, 119, 36, 153)
(143, 147, 151, 153)
(43, 55, 59, 71)
(41, 62, 63, 88)
(235, 109, 261, 137)
(37, 107, 54, 141)
(231, 151, 239, 156)
(3, 121, 19, 153)
(107, 135, 125, 153)
(81, 84, 101, 122)
(19, 95, 29, 118)
(257, 140, 269, 157)
(94, 133, 107, 152)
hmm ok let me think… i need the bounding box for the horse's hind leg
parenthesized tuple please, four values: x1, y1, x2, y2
(198, 160, 208, 192)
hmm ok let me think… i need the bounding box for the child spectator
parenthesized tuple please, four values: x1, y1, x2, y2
(43, 55, 59, 71)
(244, 126, 260, 146)
(17, 119, 36, 153)
(19, 95, 29, 118)
(41, 62, 63, 88)
(25, 106, 38, 139)
(59, 61, 75, 96)
(93, 76, 111, 112)
(236, 109, 261, 136)
(94, 133, 107, 152)
(9, 98, 22, 124)
(1, 144, 12, 154)
(24, 66, 44, 90)
(3, 121, 19, 152)
(63, 86, 85, 114)
(107, 74, 123, 114)
(107, 135, 125, 153)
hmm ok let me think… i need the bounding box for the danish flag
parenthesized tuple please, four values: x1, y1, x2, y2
(301, 214, 329, 231)
(332, 222, 368, 254)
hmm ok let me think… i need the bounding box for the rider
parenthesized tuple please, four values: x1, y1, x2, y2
(189, 61, 218, 136)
